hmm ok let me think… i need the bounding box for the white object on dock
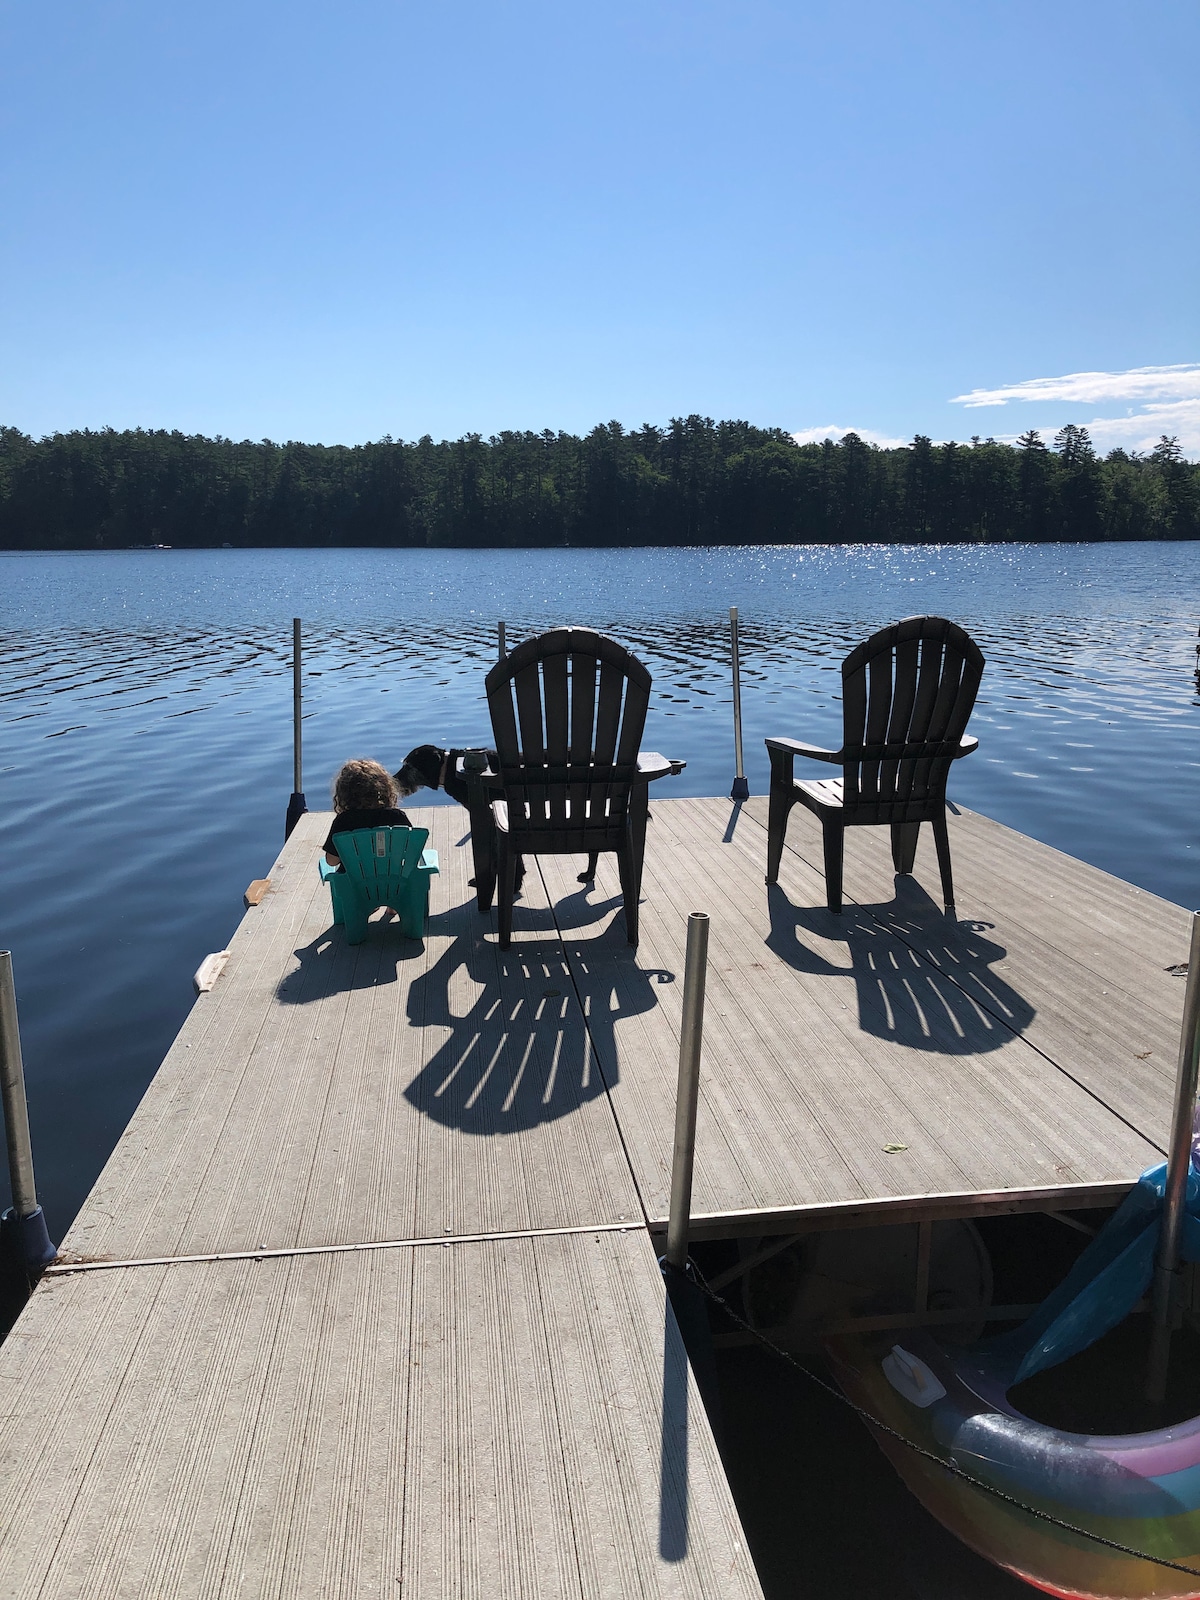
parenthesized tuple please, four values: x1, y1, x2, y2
(193, 950, 231, 994)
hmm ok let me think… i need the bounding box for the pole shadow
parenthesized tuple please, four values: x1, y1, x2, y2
(659, 1292, 690, 1561)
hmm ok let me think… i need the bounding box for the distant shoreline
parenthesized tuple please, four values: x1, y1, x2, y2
(2, 419, 1196, 549)
(4, 536, 1200, 551)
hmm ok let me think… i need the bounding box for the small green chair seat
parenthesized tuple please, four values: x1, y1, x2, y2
(319, 825, 439, 944)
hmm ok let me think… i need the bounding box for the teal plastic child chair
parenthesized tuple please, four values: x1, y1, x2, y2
(319, 826, 439, 943)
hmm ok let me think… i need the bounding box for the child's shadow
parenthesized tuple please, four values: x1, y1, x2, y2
(277, 918, 426, 1007)
(766, 877, 1036, 1054)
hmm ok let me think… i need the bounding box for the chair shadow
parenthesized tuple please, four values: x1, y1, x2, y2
(766, 877, 1036, 1054)
(279, 877, 675, 1133)
(277, 919, 427, 1005)
(276, 877, 618, 1009)
(403, 886, 675, 1135)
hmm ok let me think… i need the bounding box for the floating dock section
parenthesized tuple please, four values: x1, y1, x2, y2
(0, 795, 1191, 1595)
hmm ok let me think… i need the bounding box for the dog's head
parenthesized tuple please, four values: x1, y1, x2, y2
(395, 744, 444, 796)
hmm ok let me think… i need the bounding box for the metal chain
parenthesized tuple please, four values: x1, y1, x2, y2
(688, 1260, 1200, 1581)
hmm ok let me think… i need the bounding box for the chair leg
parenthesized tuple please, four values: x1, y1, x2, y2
(619, 794, 649, 948)
(932, 811, 955, 913)
(766, 786, 793, 885)
(396, 874, 431, 939)
(468, 791, 497, 912)
(326, 874, 347, 926)
(497, 836, 517, 950)
(891, 821, 920, 876)
(414, 872, 432, 938)
(578, 851, 599, 884)
(617, 842, 640, 948)
(822, 819, 845, 913)
(342, 883, 369, 945)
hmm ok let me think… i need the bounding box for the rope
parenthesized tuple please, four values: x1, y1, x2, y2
(688, 1260, 1200, 1581)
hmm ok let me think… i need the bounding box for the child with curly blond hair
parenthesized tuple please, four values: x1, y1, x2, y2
(323, 758, 414, 867)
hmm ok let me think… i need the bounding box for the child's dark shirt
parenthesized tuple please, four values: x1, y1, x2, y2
(323, 807, 414, 855)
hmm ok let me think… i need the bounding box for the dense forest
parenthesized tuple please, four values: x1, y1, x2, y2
(0, 418, 1196, 549)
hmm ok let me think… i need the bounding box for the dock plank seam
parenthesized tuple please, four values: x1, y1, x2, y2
(742, 802, 1170, 1160)
(47, 1220, 647, 1275)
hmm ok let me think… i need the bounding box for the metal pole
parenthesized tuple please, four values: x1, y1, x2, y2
(498, 620, 507, 661)
(0, 952, 56, 1270)
(1147, 910, 1200, 1402)
(284, 617, 308, 839)
(292, 617, 302, 794)
(729, 607, 749, 801)
(665, 913, 710, 1271)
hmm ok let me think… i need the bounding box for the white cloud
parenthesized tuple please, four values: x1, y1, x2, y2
(950, 362, 1200, 409)
(791, 424, 909, 449)
(1030, 401, 1200, 457)
(949, 364, 1200, 457)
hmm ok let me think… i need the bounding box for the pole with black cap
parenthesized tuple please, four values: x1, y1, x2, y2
(284, 617, 307, 839)
(0, 952, 56, 1274)
(729, 607, 749, 801)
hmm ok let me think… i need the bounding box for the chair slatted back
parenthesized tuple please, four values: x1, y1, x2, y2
(840, 616, 983, 820)
(485, 629, 651, 843)
(332, 826, 431, 905)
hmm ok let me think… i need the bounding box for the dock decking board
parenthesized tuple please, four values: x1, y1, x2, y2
(0, 1232, 759, 1599)
(63, 812, 643, 1263)
(2, 791, 1189, 1595)
(747, 796, 1191, 1148)
(541, 796, 1161, 1232)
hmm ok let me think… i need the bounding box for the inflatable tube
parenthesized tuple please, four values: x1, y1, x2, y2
(827, 1329, 1200, 1600)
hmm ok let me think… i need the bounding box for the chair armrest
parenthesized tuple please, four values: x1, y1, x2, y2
(318, 857, 338, 883)
(420, 848, 440, 873)
(954, 735, 979, 759)
(764, 736, 843, 765)
(637, 751, 684, 781)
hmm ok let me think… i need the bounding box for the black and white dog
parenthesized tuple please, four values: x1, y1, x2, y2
(394, 745, 597, 889)
(394, 745, 525, 892)
(394, 744, 483, 810)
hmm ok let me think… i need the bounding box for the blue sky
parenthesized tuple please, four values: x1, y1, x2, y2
(2, 0, 1198, 452)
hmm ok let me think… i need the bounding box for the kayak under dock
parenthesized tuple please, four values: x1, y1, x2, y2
(0, 794, 1190, 1596)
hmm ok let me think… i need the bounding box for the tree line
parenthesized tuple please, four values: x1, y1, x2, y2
(0, 417, 1196, 549)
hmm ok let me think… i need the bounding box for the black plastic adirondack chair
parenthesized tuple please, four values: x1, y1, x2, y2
(765, 616, 984, 913)
(477, 628, 680, 949)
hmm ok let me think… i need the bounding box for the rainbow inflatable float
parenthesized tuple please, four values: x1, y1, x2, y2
(827, 1162, 1200, 1599)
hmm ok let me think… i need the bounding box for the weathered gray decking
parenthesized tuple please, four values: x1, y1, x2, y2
(545, 795, 1184, 1236)
(0, 794, 1191, 1596)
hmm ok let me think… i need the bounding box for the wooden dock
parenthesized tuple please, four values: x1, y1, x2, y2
(0, 794, 1191, 1596)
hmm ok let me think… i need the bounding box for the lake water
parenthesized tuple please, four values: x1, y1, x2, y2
(2, 542, 1198, 1239)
